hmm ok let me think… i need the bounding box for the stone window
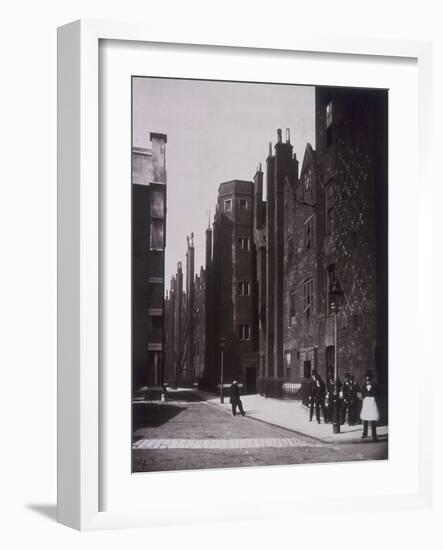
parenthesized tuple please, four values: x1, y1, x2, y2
(150, 315, 162, 330)
(326, 180, 335, 235)
(239, 198, 248, 211)
(238, 236, 250, 250)
(289, 290, 296, 326)
(303, 278, 314, 323)
(285, 351, 291, 368)
(304, 215, 315, 250)
(150, 219, 164, 250)
(224, 199, 232, 212)
(287, 234, 294, 261)
(150, 189, 165, 218)
(238, 324, 250, 341)
(238, 280, 250, 296)
(325, 99, 333, 148)
(302, 168, 313, 203)
(326, 264, 336, 316)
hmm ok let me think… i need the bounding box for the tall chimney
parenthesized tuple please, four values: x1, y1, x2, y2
(205, 225, 213, 267)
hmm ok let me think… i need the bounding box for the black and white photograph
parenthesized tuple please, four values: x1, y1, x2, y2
(131, 76, 389, 473)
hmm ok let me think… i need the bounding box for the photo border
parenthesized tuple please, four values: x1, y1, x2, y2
(57, 19, 432, 531)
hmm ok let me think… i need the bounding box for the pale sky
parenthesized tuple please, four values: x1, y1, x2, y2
(133, 77, 315, 288)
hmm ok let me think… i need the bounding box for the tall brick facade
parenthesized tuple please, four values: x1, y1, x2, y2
(164, 262, 185, 386)
(255, 87, 388, 415)
(158, 86, 387, 416)
(202, 180, 260, 392)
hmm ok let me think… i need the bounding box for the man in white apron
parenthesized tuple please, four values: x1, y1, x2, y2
(360, 371, 380, 441)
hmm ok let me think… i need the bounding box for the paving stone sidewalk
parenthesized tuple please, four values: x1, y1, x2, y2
(195, 390, 388, 444)
(133, 437, 324, 450)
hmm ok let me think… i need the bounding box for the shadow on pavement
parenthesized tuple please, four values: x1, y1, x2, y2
(133, 403, 187, 431)
(164, 388, 204, 402)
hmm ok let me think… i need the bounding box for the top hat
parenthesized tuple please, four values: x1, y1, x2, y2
(364, 370, 374, 378)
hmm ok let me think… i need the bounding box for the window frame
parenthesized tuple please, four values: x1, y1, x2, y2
(326, 264, 336, 316)
(325, 179, 335, 236)
(303, 277, 314, 323)
(237, 236, 250, 250)
(303, 214, 315, 250)
(239, 198, 248, 211)
(238, 323, 251, 341)
(238, 280, 250, 296)
(302, 167, 313, 203)
(289, 290, 296, 326)
(149, 219, 165, 250)
(150, 189, 165, 219)
(287, 234, 294, 261)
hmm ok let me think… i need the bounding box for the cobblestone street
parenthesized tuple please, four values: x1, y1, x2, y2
(132, 389, 388, 472)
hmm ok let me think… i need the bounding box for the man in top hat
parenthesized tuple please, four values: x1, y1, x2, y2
(310, 374, 327, 424)
(308, 371, 318, 422)
(341, 372, 358, 425)
(360, 370, 380, 440)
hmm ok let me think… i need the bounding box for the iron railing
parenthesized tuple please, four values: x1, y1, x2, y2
(257, 377, 309, 401)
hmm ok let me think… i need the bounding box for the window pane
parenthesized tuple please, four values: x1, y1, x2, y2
(150, 220, 164, 249)
(150, 190, 164, 218)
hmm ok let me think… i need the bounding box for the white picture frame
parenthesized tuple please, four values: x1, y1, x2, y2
(57, 19, 433, 531)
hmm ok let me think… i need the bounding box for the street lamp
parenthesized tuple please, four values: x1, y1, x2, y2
(329, 278, 344, 434)
(220, 337, 227, 404)
(329, 278, 344, 381)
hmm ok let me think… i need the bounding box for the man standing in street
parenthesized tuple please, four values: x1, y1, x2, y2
(311, 374, 326, 424)
(360, 371, 379, 440)
(325, 372, 335, 423)
(308, 372, 318, 421)
(341, 373, 357, 425)
(230, 380, 245, 416)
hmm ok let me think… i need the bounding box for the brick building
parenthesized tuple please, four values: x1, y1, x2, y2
(164, 261, 185, 386)
(132, 132, 168, 394)
(184, 234, 196, 385)
(203, 180, 260, 393)
(255, 87, 388, 415)
(161, 86, 387, 413)
(193, 266, 206, 381)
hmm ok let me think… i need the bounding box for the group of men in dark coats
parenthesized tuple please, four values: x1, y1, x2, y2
(229, 372, 380, 440)
(308, 371, 362, 426)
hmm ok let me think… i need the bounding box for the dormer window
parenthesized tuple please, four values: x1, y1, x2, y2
(302, 168, 313, 203)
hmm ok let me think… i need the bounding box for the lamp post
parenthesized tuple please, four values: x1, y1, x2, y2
(329, 278, 344, 434)
(220, 337, 227, 404)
